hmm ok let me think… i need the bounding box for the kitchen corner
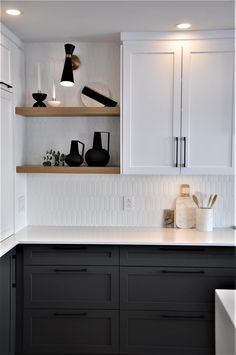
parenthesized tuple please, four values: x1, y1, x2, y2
(0, 1, 235, 355)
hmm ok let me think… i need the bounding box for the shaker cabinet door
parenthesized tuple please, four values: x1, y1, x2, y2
(0, 33, 12, 88)
(120, 310, 214, 355)
(181, 39, 234, 175)
(0, 89, 14, 241)
(24, 309, 119, 354)
(24, 265, 119, 309)
(122, 42, 182, 174)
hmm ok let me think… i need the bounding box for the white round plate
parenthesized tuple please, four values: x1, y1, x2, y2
(81, 82, 111, 107)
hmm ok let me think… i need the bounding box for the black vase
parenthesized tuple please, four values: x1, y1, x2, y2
(65, 140, 85, 167)
(32, 92, 47, 107)
(85, 132, 110, 167)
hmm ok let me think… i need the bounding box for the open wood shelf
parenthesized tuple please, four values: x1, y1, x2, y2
(16, 165, 120, 174)
(15, 106, 120, 117)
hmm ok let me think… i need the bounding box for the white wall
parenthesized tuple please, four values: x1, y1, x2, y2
(24, 42, 235, 228)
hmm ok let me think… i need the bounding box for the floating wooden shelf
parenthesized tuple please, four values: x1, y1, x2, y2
(15, 106, 120, 117)
(16, 165, 120, 174)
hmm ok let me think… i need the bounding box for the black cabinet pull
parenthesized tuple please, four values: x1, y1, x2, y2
(175, 137, 179, 167)
(52, 246, 88, 250)
(162, 314, 204, 320)
(159, 247, 205, 252)
(53, 268, 87, 272)
(0, 81, 13, 89)
(161, 270, 205, 274)
(54, 312, 88, 317)
(182, 137, 187, 167)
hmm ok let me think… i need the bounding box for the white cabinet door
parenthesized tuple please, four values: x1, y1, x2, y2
(181, 39, 234, 175)
(0, 88, 14, 241)
(0, 34, 12, 88)
(122, 42, 182, 174)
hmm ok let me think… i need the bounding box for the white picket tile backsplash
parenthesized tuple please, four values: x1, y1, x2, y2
(28, 175, 235, 227)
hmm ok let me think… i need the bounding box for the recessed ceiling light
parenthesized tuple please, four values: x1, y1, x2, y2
(6, 9, 21, 16)
(176, 23, 191, 30)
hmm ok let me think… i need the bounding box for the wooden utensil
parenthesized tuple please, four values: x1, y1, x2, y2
(210, 194, 217, 208)
(192, 194, 199, 208)
(207, 194, 213, 208)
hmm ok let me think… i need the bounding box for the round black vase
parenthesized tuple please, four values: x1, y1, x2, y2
(85, 149, 110, 167)
(32, 93, 47, 107)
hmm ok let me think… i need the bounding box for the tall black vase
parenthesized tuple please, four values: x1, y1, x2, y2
(85, 132, 110, 167)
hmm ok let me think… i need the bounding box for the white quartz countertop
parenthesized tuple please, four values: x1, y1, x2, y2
(216, 290, 236, 327)
(0, 226, 235, 257)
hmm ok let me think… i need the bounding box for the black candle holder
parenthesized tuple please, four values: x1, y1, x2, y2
(32, 92, 47, 107)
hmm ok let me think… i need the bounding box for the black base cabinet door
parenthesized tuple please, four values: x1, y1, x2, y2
(0, 249, 16, 355)
(120, 311, 214, 355)
(120, 267, 236, 311)
(24, 309, 119, 354)
(24, 266, 119, 309)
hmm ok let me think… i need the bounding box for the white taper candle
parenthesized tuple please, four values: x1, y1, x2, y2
(37, 63, 41, 92)
(52, 81, 56, 99)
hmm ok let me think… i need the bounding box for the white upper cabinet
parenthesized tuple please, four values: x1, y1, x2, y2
(121, 32, 235, 175)
(0, 33, 13, 88)
(182, 39, 234, 174)
(0, 89, 14, 241)
(122, 42, 182, 174)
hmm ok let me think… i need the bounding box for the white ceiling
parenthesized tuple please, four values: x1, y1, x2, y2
(0, 0, 235, 42)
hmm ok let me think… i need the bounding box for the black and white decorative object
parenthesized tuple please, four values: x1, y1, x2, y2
(32, 63, 47, 107)
(81, 82, 117, 107)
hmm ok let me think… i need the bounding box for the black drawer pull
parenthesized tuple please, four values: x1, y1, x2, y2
(161, 270, 205, 274)
(53, 268, 87, 272)
(159, 247, 205, 252)
(54, 312, 88, 317)
(0, 81, 13, 89)
(162, 314, 205, 320)
(52, 246, 88, 250)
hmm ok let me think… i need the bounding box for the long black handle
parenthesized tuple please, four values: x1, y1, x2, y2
(175, 137, 179, 167)
(53, 268, 87, 272)
(11, 255, 16, 288)
(162, 314, 204, 320)
(159, 247, 205, 252)
(52, 246, 88, 250)
(182, 137, 186, 167)
(54, 312, 88, 317)
(161, 270, 204, 274)
(0, 81, 13, 89)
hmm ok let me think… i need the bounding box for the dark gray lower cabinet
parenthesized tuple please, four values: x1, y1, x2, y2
(16, 244, 236, 355)
(120, 311, 214, 355)
(0, 249, 16, 355)
(24, 309, 119, 354)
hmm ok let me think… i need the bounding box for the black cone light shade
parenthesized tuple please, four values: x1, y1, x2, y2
(60, 43, 75, 87)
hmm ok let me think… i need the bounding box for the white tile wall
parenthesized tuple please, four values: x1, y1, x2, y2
(28, 174, 235, 227)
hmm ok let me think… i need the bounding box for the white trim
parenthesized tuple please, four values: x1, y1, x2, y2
(0, 22, 24, 50)
(121, 30, 235, 42)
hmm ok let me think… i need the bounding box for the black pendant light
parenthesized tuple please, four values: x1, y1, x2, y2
(60, 43, 76, 87)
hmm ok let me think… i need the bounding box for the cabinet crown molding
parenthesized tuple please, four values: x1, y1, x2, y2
(121, 30, 235, 42)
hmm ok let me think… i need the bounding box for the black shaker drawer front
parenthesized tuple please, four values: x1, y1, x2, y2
(120, 310, 214, 355)
(120, 267, 236, 311)
(24, 266, 119, 309)
(24, 245, 119, 266)
(120, 246, 236, 267)
(24, 309, 119, 354)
